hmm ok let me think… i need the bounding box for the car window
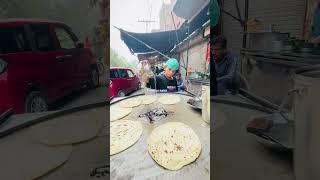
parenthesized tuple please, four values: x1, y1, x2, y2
(127, 70, 135, 78)
(30, 24, 56, 52)
(0, 26, 31, 54)
(118, 69, 128, 78)
(54, 27, 76, 49)
(110, 70, 119, 78)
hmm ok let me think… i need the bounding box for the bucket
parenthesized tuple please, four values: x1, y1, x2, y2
(294, 65, 320, 180)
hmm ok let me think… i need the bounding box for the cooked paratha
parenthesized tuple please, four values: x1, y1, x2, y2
(158, 95, 181, 105)
(147, 122, 201, 170)
(118, 97, 142, 108)
(110, 120, 143, 155)
(110, 106, 132, 121)
(141, 95, 157, 105)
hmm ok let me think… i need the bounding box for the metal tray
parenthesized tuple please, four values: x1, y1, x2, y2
(110, 93, 210, 180)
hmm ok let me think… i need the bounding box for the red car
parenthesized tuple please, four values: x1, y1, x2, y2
(0, 19, 99, 114)
(110, 67, 140, 98)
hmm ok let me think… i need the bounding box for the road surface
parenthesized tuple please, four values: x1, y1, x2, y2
(51, 75, 106, 110)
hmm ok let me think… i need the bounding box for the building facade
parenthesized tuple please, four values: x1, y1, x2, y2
(158, 0, 185, 31)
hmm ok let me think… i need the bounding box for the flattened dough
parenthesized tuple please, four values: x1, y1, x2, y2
(141, 95, 157, 104)
(29, 109, 103, 146)
(0, 133, 72, 180)
(118, 97, 142, 108)
(110, 106, 132, 121)
(158, 95, 181, 105)
(147, 122, 201, 170)
(110, 120, 142, 155)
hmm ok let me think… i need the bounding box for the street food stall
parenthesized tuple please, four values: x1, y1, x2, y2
(109, 92, 210, 179)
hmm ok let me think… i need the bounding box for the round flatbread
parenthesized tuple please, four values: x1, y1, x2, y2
(110, 106, 132, 121)
(118, 97, 142, 108)
(141, 95, 158, 104)
(29, 109, 103, 146)
(147, 122, 201, 170)
(110, 120, 143, 155)
(158, 95, 181, 105)
(0, 133, 72, 180)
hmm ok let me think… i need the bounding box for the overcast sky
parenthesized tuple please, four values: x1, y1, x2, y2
(110, 0, 164, 62)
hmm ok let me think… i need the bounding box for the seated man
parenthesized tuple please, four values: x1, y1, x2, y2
(175, 72, 186, 91)
(142, 58, 179, 92)
(212, 36, 237, 95)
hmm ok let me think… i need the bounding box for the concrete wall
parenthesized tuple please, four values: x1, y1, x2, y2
(175, 31, 209, 77)
(159, 0, 185, 31)
(222, 0, 305, 55)
(221, 0, 306, 105)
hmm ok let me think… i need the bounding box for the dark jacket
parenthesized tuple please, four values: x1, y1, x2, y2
(146, 73, 178, 92)
(216, 51, 237, 95)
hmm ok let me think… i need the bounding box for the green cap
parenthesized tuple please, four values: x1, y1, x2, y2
(166, 58, 179, 70)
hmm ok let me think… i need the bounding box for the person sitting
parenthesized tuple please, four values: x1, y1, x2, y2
(142, 58, 179, 92)
(213, 35, 238, 95)
(175, 72, 186, 91)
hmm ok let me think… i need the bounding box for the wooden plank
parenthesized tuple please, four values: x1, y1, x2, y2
(241, 55, 309, 67)
(241, 49, 320, 63)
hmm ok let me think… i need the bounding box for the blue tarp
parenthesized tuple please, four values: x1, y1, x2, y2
(120, 3, 211, 54)
(120, 28, 188, 55)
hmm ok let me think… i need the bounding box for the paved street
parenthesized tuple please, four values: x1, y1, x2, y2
(50, 74, 106, 110)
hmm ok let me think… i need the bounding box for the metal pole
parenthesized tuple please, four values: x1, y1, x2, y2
(242, 0, 248, 49)
(241, 0, 249, 74)
(171, 11, 187, 73)
(186, 23, 191, 77)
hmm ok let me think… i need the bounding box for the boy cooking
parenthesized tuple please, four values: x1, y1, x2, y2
(142, 58, 179, 92)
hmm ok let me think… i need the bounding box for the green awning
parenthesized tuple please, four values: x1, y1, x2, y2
(210, 0, 220, 27)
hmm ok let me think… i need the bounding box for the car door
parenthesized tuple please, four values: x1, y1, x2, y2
(27, 23, 69, 101)
(117, 69, 130, 94)
(62, 26, 91, 86)
(126, 69, 136, 91)
(52, 25, 79, 91)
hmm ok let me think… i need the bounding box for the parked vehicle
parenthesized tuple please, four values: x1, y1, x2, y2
(110, 67, 140, 99)
(0, 19, 100, 114)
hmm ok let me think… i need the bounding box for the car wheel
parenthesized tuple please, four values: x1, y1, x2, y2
(118, 90, 126, 97)
(25, 91, 48, 113)
(89, 68, 99, 89)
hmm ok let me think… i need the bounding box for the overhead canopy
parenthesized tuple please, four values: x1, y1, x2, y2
(173, 0, 209, 20)
(173, 0, 220, 27)
(119, 3, 212, 55)
(120, 28, 188, 55)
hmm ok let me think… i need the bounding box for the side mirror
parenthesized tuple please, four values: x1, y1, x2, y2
(76, 42, 84, 48)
